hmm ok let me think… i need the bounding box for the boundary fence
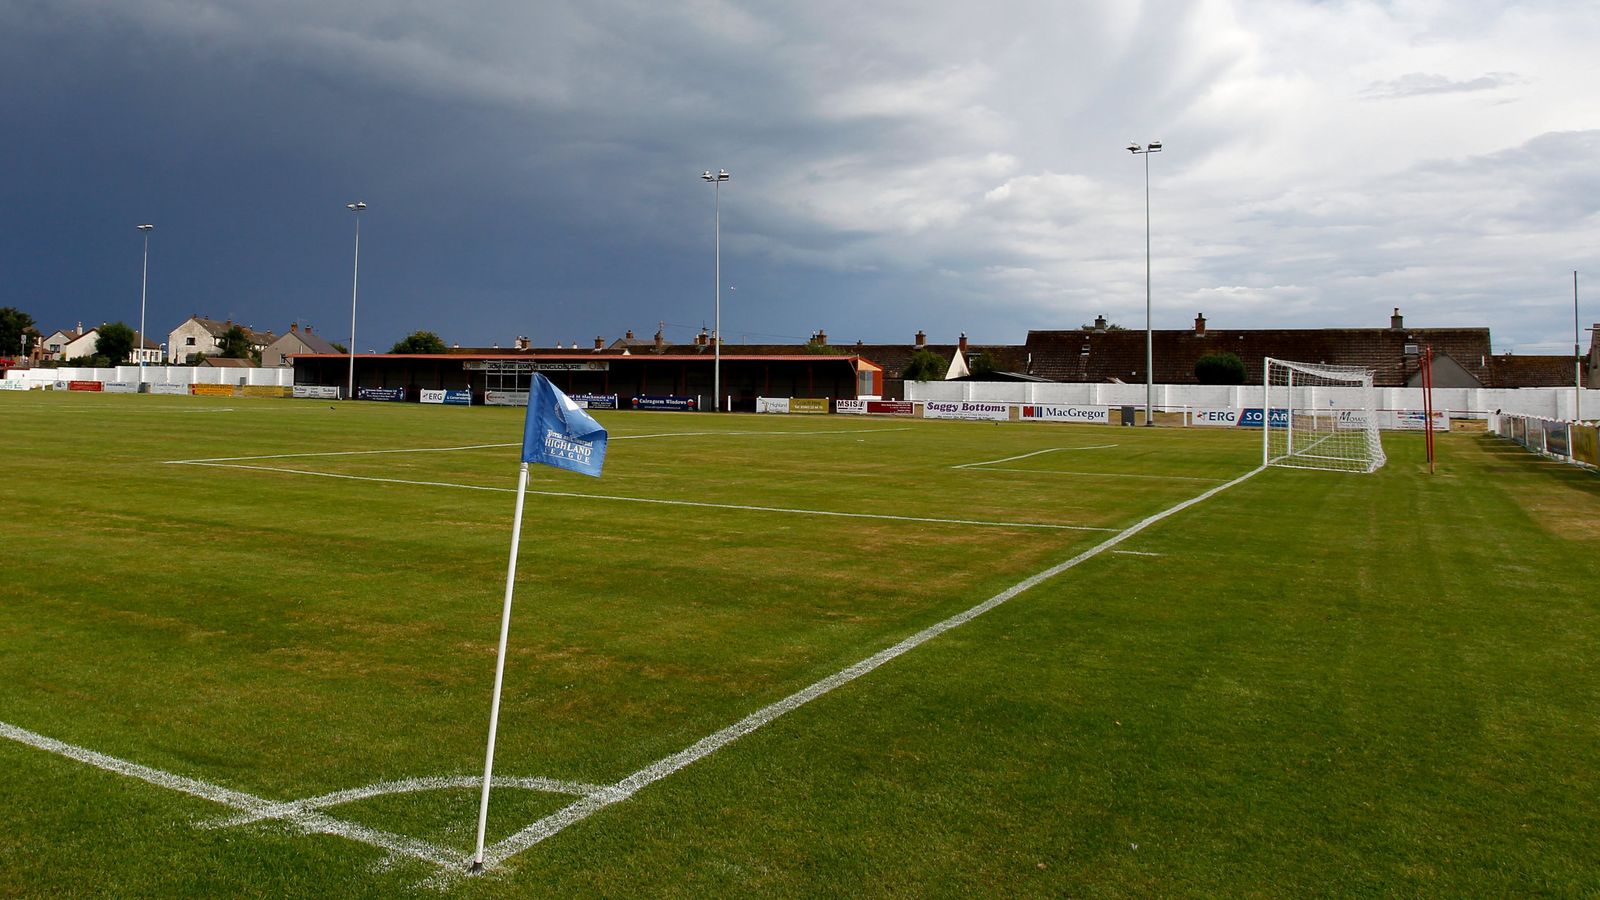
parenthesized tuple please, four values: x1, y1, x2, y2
(1489, 413, 1600, 471)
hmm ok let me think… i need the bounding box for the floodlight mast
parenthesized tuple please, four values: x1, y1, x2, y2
(136, 224, 154, 376)
(1128, 141, 1162, 426)
(346, 202, 366, 400)
(701, 169, 730, 410)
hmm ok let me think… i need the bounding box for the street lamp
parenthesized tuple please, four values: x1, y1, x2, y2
(136, 224, 154, 376)
(701, 169, 730, 411)
(346, 201, 366, 400)
(1128, 141, 1162, 426)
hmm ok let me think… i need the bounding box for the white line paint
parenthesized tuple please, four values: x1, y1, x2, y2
(473, 466, 1266, 871)
(0, 720, 459, 868)
(204, 774, 604, 829)
(967, 466, 1226, 482)
(172, 462, 1117, 532)
(1110, 549, 1162, 557)
(164, 428, 912, 465)
(952, 445, 1118, 469)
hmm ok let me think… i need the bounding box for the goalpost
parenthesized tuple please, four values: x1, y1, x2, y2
(1262, 357, 1387, 474)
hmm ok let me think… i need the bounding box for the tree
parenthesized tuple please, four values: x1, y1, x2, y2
(331, 342, 348, 354)
(0, 307, 35, 355)
(95, 322, 136, 366)
(219, 325, 258, 362)
(901, 349, 949, 381)
(967, 353, 998, 379)
(390, 331, 448, 354)
(1195, 351, 1247, 385)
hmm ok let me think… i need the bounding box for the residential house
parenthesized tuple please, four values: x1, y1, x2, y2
(59, 326, 102, 361)
(166, 316, 278, 364)
(262, 322, 340, 367)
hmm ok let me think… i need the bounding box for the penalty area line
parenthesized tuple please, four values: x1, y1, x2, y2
(171, 461, 1117, 532)
(952, 445, 1118, 469)
(471, 465, 1266, 874)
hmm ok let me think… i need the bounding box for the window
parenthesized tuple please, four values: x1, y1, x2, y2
(185, 337, 196, 346)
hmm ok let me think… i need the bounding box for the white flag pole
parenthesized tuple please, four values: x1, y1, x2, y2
(472, 460, 531, 872)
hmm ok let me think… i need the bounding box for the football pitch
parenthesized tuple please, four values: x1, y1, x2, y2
(2, 391, 1597, 896)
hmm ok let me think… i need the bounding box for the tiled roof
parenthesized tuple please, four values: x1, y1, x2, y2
(1490, 354, 1581, 388)
(1024, 327, 1494, 387)
(190, 317, 278, 346)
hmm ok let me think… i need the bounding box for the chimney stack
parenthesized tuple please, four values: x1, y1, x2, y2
(958, 333, 968, 352)
(1093, 315, 1107, 333)
(915, 329, 926, 347)
(594, 336, 605, 351)
(1390, 307, 1404, 330)
(654, 329, 664, 350)
(290, 322, 298, 333)
(812, 329, 827, 346)
(625, 329, 634, 341)
(1194, 313, 1206, 336)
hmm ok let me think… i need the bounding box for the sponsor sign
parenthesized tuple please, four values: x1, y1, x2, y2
(293, 384, 342, 399)
(53, 381, 69, 390)
(357, 386, 406, 402)
(0, 379, 29, 391)
(1572, 425, 1599, 466)
(191, 384, 236, 397)
(867, 400, 914, 416)
(571, 393, 616, 409)
(1544, 420, 1570, 457)
(1189, 407, 1241, 427)
(241, 385, 292, 398)
(103, 381, 137, 394)
(485, 390, 530, 407)
(789, 398, 829, 414)
(1238, 407, 1289, 428)
(922, 400, 1011, 421)
(834, 399, 867, 415)
(1378, 409, 1450, 432)
(419, 389, 472, 405)
(756, 397, 790, 414)
(1020, 404, 1109, 424)
(631, 395, 699, 411)
(150, 383, 188, 395)
(68, 380, 104, 392)
(1525, 417, 1545, 452)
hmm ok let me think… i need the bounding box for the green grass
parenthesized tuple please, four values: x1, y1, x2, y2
(1, 390, 1597, 897)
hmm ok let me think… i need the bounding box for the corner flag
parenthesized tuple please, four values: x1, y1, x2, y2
(473, 373, 608, 872)
(521, 374, 608, 477)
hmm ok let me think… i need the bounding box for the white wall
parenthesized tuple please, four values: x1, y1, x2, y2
(3, 366, 294, 387)
(906, 381, 1600, 420)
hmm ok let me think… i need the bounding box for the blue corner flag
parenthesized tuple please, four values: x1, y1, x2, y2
(520, 374, 608, 477)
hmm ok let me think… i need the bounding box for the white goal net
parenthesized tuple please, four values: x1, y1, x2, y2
(1262, 357, 1387, 474)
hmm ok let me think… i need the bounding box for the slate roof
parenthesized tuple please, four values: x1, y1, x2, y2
(1489, 354, 1582, 388)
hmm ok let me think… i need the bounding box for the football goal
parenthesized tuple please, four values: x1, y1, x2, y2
(1262, 357, 1387, 474)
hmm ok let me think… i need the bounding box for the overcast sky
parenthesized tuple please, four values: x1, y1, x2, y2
(3, 1, 1597, 354)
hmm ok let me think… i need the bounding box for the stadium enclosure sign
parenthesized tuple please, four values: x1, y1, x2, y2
(68, 380, 103, 392)
(922, 400, 1011, 422)
(463, 360, 609, 372)
(0, 379, 27, 391)
(834, 399, 867, 414)
(485, 390, 530, 407)
(293, 384, 341, 400)
(150, 383, 188, 396)
(1190, 407, 1241, 427)
(1020, 404, 1109, 424)
(868, 400, 914, 416)
(1238, 407, 1290, 428)
(571, 393, 617, 410)
(421, 388, 472, 405)
(789, 398, 828, 414)
(358, 386, 406, 402)
(756, 397, 790, 414)
(102, 381, 137, 394)
(632, 395, 699, 412)
(1379, 409, 1450, 432)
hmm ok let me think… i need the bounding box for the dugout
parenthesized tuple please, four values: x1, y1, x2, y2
(289, 352, 883, 408)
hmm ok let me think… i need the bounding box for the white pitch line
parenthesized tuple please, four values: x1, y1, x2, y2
(952, 445, 1118, 469)
(967, 467, 1226, 482)
(473, 466, 1266, 872)
(205, 774, 604, 829)
(164, 428, 911, 465)
(172, 461, 1117, 532)
(0, 720, 459, 869)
